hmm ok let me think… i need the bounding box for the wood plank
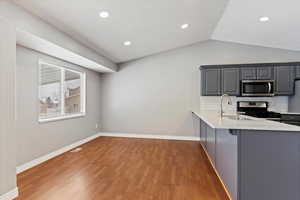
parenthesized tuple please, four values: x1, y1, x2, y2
(16, 137, 229, 200)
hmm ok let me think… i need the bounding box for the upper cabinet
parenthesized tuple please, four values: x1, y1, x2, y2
(296, 66, 300, 80)
(201, 68, 221, 96)
(275, 66, 295, 96)
(257, 67, 274, 80)
(222, 68, 240, 96)
(241, 67, 256, 80)
(201, 63, 299, 97)
(241, 67, 274, 80)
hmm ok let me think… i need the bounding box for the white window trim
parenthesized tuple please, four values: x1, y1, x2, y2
(38, 60, 86, 123)
(38, 113, 86, 123)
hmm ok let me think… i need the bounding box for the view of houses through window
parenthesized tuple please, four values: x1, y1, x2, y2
(39, 61, 86, 121)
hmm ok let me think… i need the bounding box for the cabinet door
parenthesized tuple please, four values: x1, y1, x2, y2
(216, 130, 238, 200)
(241, 67, 257, 80)
(296, 66, 300, 79)
(275, 66, 295, 95)
(200, 120, 207, 149)
(206, 126, 216, 166)
(257, 67, 274, 80)
(222, 68, 240, 96)
(202, 69, 221, 96)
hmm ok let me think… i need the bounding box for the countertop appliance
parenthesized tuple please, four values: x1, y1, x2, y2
(237, 101, 300, 127)
(241, 80, 275, 97)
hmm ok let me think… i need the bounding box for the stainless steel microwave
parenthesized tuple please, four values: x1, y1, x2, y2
(241, 80, 275, 97)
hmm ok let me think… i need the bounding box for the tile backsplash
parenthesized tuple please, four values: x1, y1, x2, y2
(200, 96, 289, 113)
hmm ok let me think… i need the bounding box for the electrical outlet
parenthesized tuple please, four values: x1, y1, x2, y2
(96, 123, 99, 129)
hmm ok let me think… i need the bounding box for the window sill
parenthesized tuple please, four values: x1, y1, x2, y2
(38, 113, 86, 123)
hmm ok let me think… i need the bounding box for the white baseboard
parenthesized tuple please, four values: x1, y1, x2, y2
(0, 187, 18, 200)
(17, 132, 199, 174)
(100, 132, 200, 141)
(17, 133, 102, 174)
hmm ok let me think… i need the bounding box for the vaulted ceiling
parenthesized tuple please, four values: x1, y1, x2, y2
(13, 0, 300, 63)
(213, 0, 300, 52)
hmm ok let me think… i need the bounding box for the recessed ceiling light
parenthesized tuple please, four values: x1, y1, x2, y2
(99, 11, 110, 18)
(123, 41, 132, 46)
(181, 23, 189, 29)
(259, 16, 269, 22)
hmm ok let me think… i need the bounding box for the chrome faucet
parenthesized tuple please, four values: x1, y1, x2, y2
(220, 94, 233, 118)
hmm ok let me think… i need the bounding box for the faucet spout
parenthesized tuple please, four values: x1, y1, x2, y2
(220, 94, 233, 118)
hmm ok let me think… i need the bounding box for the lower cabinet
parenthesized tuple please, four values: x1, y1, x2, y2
(215, 129, 238, 200)
(200, 120, 207, 149)
(206, 126, 216, 166)
(198, 119, 300, 200)
(200, 119, 238, 200)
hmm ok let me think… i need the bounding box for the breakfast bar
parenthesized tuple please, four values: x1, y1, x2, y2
(192, 110, 300, 200)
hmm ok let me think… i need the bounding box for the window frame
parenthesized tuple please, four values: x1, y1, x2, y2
(38, 60, 86, 123)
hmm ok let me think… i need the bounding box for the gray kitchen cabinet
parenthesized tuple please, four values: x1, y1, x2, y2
(206, 126, 216, 165)
(222, 68, 240, 96)
(241, 67, 274, 80)
(201, 63, 299, 97)
(200, 120, 207, 149)
(195, 113, 300, 200)
(275, 66, 295, 95)
(241, 67, 256, 80)
(257, 67, 274, 80)
(238, 131, 300, 200)
(201, 69, 221, 96)
(216, 130, 238, 200)
(296, 66, 300, 79)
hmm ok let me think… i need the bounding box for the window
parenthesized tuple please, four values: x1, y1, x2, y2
(38, 61, 86, 122)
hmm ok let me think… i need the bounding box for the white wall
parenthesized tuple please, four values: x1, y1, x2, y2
(0, 18, 17, 196)
(100, 40, 300, 137)
(16, 46, 102, 166)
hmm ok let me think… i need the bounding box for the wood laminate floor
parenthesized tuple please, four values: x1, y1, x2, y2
(16, 137, 229, 200)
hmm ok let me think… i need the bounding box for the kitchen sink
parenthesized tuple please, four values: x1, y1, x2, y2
(223, 114, 252, 121)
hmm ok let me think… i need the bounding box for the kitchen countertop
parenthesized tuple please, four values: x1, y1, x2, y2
(280, 112, 300, 115)
(192, 110, 300, 132)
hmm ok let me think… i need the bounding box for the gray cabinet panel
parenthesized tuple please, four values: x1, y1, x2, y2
(202, 69, 221, 96)
(222, 68, 240, 96)
(296, 66, 300, 79)
(206, 126, 216, 165)
(216, 130, 238, 200)
(241, 67, 256, 80)
(200, 120, 207, 149)
(257, 67, 274, 80)
(201, 65, 297, 97)
(239, 132, 300, 200)
(275, 66, 295, 95)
